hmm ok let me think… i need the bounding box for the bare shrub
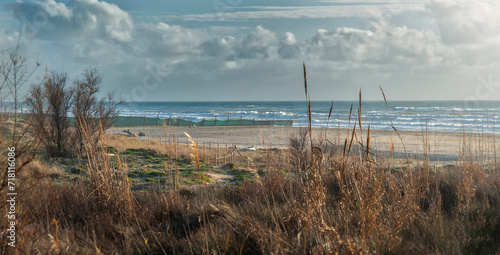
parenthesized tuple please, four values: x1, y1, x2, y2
(72, 67, 118, 154)
(26, 70, 73, 158)
(0, 34, 40, 192)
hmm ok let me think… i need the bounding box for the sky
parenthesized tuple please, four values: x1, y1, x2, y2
(0, 0, 499, 102)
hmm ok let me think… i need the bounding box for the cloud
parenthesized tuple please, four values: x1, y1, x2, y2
(0, 31, 20, 52)
(138, 22, 207, 59)
(278, 32, 300, 59)
(233, 25, 276, 59)
(278, 20, 456, 70)
(162, 4, 426, 22)
(3, 0, 500, 101)
(427, 0, 500, 45)
(197, 26, 277, 60)
(10, 0, 134, 42)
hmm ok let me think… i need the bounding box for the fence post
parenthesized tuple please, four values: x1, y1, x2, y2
(231, 144, 234, 163)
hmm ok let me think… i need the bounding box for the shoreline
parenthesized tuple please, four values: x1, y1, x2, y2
(107, 125, 500, 162)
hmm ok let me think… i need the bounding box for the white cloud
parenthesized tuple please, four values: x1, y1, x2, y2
(278, 32, 300, 59)
(233, 25, 276, 59)
(37, 0, 72, 19)
(163, 4, 426, 22)
(138, 22, 207, 59)
(0, 31, 20, 52)
(279, 20, 456, 70)
(428, 0, 500, 45)
(10, 0, 134, 42)
(3, 0, 500, 101)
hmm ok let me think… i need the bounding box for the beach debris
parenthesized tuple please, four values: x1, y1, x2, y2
(238, 145, 256, 151)
(189, 124, 197, 128)
(138, 132, 146, 137)
(122, 129, 136, 137)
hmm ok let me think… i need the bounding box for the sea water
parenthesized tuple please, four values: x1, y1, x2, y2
(118, 101, 500, 133)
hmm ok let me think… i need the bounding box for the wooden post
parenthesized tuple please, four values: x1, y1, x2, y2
(240, 116, 243, 125)
(130, 114, 132, 126)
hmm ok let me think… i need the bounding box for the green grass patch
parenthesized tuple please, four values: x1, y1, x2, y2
(178, 162, 190, 168)
(224, 163, 236, 170)
(67, 167, 86, 175)
(97, 146, 118, 154)
(229, 169, 254, 182)
(130, 170, 166, 177)
(124, 148, 137, 155)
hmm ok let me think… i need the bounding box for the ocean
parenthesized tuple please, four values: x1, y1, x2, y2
(118, 101, 500, 133)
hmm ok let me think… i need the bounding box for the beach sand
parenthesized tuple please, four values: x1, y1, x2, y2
(108, 126, 499, 162)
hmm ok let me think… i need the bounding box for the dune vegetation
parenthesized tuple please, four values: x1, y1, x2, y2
(0, 59, 499, 254)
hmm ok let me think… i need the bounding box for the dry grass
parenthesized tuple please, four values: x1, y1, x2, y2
(1, 66, 500, 254)
(3, 126, 500, 254)
(102, 133, 217, 163)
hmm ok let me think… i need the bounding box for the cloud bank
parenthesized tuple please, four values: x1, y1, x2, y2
(1, 0, 499, 101)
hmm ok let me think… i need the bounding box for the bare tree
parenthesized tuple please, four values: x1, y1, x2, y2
(72, 67, 118, 153)
(26, 70, 73, 158)
(0, 32, 40, 191)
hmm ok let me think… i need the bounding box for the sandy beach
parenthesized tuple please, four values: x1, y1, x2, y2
(108, 125, 500, 162)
